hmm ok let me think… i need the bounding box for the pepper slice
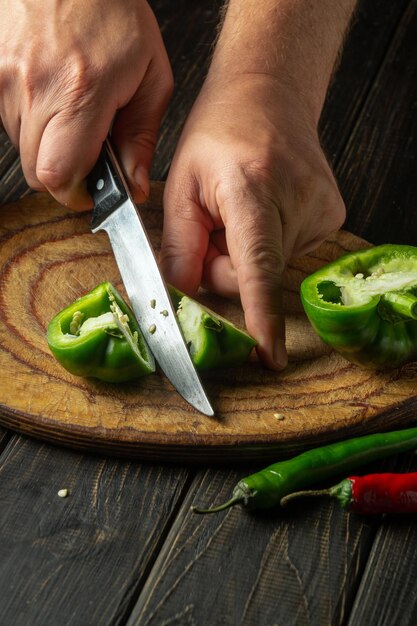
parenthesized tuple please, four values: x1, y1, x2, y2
(170, 287, 257, 371)
(47, 283, 256, 381)
(300, 244, 417, 368)
(47, 282, 155, 382)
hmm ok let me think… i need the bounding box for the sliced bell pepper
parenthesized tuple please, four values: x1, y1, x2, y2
(47, 283, 256, 381)
(170, 287, 257, 371)
(47, 282, 155, 382)
(301, 244, 417, 368)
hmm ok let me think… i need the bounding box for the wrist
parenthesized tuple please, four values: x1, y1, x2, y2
(210, 0, 356, 123)
(200, 70, 318, 135)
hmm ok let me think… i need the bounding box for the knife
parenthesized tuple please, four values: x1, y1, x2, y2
(87, 139, 214, 416)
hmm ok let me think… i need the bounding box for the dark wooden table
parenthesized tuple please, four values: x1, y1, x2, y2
(1, 1, 417, 624)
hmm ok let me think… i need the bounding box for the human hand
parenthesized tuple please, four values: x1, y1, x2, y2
(0, 0, 172, 209)
(160, 75, 346, 369)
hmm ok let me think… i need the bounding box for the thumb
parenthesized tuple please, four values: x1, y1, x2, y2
(222, 184, 288, 370)
(112, 66, 173, 203)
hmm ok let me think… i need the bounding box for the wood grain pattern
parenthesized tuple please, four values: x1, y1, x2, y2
(320, 0, 410, 165)
(149, 0, 221, 181)
(0, 435, 191, 626)
(0, 131, 29, 205)
(2, 185, 417, 461)
(128, 467, 378, 626)
(0, 428, 9, 452)
(340, 0, 417, 246)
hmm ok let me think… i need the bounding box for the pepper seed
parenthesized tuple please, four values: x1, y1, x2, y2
(149, 324, 157, 334)
(57, 488, 69, 498)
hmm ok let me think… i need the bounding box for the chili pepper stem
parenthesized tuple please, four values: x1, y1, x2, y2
(280, 488, 332, 507)
(191, 495, 244, 514)
(192, 483, 254, 514)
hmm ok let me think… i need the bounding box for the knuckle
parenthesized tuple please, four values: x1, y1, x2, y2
(18, 58, 42, 107)
(36, 163, 64, 190)
(16, 50, 97, 114)
(58, 55, 97, 111)
(239, 236, 285, 284)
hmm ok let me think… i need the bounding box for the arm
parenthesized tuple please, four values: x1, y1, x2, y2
(160, 0, 357, 369)
(210, 0, 355, 123)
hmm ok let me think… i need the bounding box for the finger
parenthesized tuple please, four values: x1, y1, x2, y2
(1, 78, 46, 190)
(221, 183, 287, 370)
(34, 103, 114, 210)
(112, 58, 173, 204)
(19, 113, 47, 192)
(202, 253, 239, 299)
(160, 176, 213, 294)
(202, 234, 239, 298)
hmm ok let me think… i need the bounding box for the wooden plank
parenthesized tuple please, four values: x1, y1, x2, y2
(338, 0, 417, 245)
(0, 436, 191, 626)
(150, 0, 221, 180)
(320, 0, 410, 163)
(127, 466, 378, 626)
(0, 131, 29, 204)
(346, 453, 417, 626)
(0, 428, 9, 451)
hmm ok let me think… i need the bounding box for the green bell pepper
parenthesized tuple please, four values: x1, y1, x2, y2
(47, 282, 155, 382)
(47, 283, 256, 381)
(301, 244, 417, 368)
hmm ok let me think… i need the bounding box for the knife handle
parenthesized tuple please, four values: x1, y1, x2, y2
(88, 140, 128, 230)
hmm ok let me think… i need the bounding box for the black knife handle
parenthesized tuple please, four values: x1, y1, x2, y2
(87, 140, 129, 230)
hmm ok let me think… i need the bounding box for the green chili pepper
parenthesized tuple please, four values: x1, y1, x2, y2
(192, 427, 417, 513)
(301, 244, 417, 368)
(170, 287, 257, 371)
(47, 282, 155, 382)
(48, 283, 256, 381)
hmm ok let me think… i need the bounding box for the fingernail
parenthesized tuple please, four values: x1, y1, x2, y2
(272, 339, 288, 370)
(134, 165, 150, 202)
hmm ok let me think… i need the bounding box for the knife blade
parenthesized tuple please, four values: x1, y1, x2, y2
(87, 139, 214, 416)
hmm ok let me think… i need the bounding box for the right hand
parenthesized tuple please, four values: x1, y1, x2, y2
(0, 0, 173, 209)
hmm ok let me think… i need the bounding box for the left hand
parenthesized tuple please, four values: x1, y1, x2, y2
(160, 74, 346, 369)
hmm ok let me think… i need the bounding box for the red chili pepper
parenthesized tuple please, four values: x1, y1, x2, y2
(280, 473, 417, 514)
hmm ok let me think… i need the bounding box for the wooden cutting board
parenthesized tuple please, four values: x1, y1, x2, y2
(1, 184, 417, 462)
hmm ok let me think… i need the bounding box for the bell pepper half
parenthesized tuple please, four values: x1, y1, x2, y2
(47, 283, 256, 382)
(301, 244, 417, 368)
(47, 282, 155, 382)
